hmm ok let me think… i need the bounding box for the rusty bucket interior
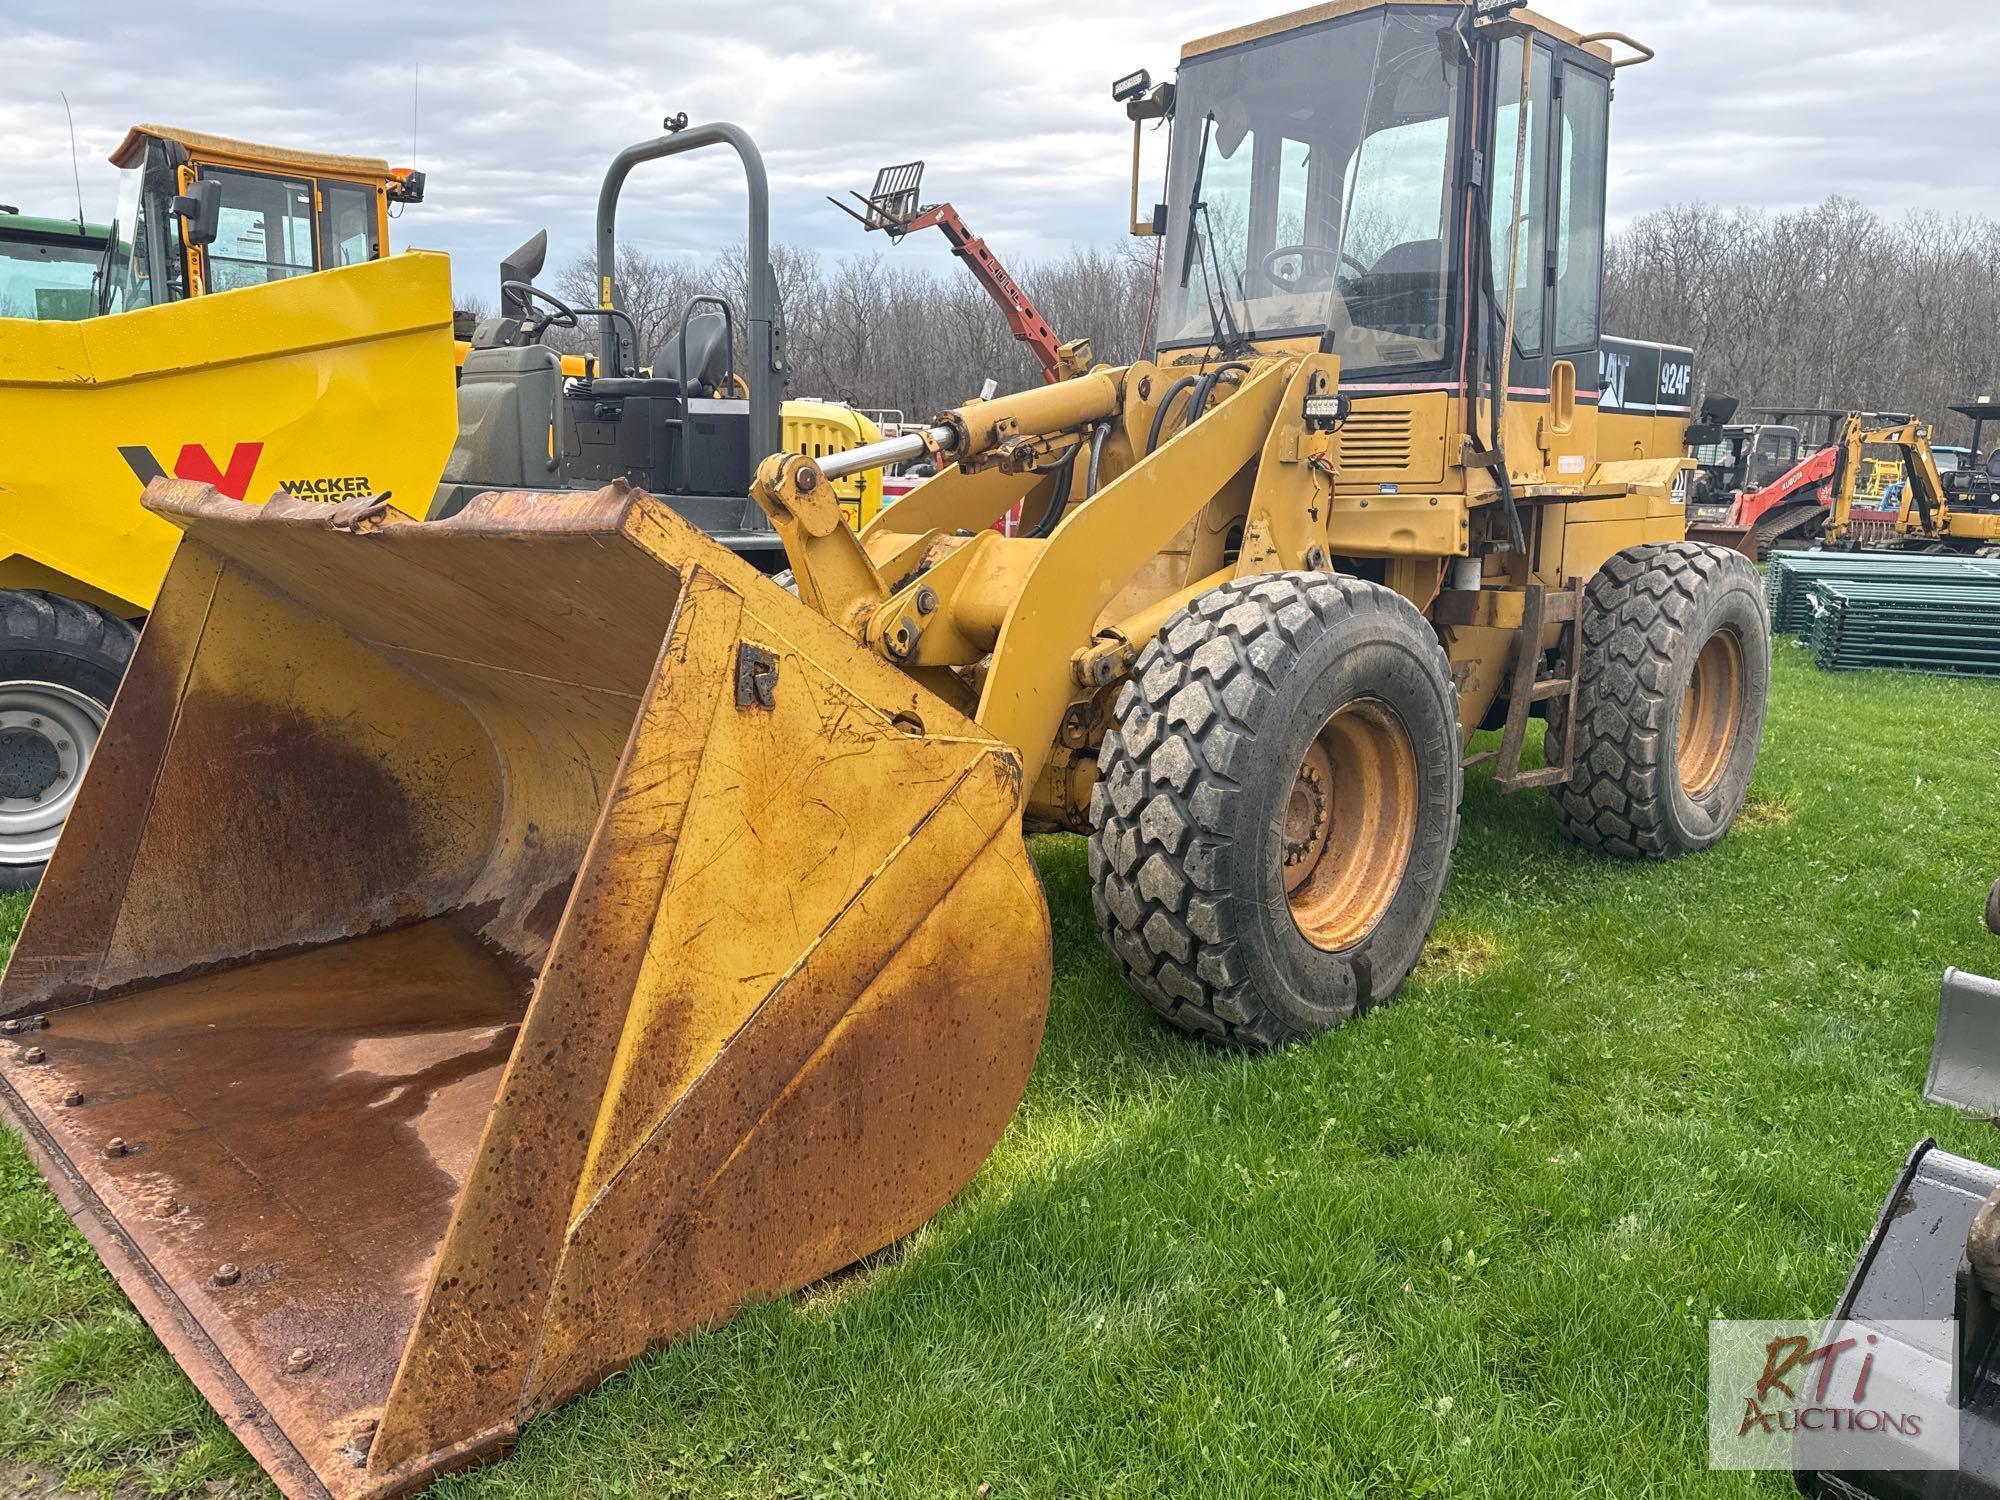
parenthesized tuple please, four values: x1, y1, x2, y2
(0, 482, 1051, 1500)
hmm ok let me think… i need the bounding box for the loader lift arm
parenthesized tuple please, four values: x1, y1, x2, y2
(833, 162, 1073, 384)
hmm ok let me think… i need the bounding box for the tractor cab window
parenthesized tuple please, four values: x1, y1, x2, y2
(0, 226, 101, 320)
(318, 180, 380, 268)
(203, 169, 318, 292)
(101, 141, 186, 314)
(1159, 5, 1461, 374)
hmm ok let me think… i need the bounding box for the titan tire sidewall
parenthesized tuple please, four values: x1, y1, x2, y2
(1236, 623, 1458, 1035)
(1660, 568, 1770, 847)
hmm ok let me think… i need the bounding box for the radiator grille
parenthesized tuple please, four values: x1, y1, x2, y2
(1335, 409, 1414, 472)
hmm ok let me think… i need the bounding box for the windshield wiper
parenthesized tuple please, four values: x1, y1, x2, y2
(1196, 201, 1247, 355)
(1178, 112, 1215, 293)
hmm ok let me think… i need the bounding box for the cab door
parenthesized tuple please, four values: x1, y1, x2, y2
(1487, 33, 1612, 480)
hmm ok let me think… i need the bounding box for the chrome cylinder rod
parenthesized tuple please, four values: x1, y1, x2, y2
(816, 424, 958, 481)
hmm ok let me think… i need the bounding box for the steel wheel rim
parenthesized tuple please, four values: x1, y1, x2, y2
(1284, 698, 1418, 953)
(1677, 629, 1744, 800)
(0, 681, 106, 867)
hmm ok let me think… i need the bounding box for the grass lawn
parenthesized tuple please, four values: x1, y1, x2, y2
(3, 641, 1998, 1498)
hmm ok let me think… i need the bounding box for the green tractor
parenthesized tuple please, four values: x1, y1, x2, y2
(0, 207, 108, 320)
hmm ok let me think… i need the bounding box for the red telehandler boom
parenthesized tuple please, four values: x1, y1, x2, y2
(831, 161, 1090, 386)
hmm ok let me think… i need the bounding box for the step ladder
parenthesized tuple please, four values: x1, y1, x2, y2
(1463, 581, 1583, 792)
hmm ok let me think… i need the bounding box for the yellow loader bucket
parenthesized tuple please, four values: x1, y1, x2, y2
(0, 480, 1050, 1499)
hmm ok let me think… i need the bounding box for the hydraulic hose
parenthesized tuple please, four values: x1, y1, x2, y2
(1147, 376, 1199, 455)
(1188, 362, 1248, 425)
(1022, 447, 1080, 541)
(1085, 420, 1112, 499)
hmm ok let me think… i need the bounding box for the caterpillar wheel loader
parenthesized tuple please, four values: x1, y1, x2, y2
(0, 6, 1768, 1498)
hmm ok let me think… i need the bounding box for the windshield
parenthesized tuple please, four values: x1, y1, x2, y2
(0, 228, 102, 320)
(101, 144, 185, 314)
(1158, 5, 1462, 373)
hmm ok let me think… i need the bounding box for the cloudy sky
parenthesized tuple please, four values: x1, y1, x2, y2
(4, 0, 1995, 304)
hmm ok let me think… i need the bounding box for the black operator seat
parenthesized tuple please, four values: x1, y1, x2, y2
(1358, 238, 1445, 335)
(585, 308, 733, 399)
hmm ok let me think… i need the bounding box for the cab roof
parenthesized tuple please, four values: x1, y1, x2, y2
(1183, 0, 1613, 62)
(0, 211, 108, 243)
(109, 124, 395, 182)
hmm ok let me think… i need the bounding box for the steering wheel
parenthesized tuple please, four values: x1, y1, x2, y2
(500, 279, 584, 344)
(1261, 244, 1368, 289)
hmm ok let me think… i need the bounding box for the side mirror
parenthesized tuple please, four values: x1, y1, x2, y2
(170, 178, 222, 248)
(1697, 394, 1741, 429)
(499, 230, 549, 319)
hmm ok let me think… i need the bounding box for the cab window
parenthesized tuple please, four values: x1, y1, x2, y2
(1489, 38, 1553, 356)
(1554, 68, 1610, 351)
(319, 181, 379, 268)
(1755, 431, 1797, 466)
(204, 169, 318, 291)
(103, 142, 187, 313)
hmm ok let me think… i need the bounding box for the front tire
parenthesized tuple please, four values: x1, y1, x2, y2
(1552, 543, 1769, 860)
(1089, 573, 1462, 1050)
(0, 591, 138, 891)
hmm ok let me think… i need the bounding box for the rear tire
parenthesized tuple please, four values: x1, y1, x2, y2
(1552, 543, 1768, 860)
(1089, 573, 1462, 1050)
(0, 591, 138, 891)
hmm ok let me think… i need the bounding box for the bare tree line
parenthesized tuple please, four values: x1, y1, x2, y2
(548, 242, 1159, 421)
(520, 196, 1999, 445)
(1604, 197, 2000, 446)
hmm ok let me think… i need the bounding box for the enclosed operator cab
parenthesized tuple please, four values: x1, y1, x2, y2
(0, 211, 109, 320)
(1141, 2, 1691, 530)
(97, 124, 422, 316)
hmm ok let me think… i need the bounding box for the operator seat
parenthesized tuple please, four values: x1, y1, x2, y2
(1358, 239, 1445, 338)
(589, 308, 732, 398)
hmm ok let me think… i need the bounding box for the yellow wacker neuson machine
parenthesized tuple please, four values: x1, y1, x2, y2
(0, 5, 1769, 1498)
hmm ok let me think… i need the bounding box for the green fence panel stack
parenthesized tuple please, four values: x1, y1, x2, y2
(1800, 577, 2000, 677)
(1767, 551, 2000, 636)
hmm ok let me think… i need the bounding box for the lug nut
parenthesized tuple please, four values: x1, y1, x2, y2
(151, 1196, 181, 1218)
(102, 1137, 128, 1159)
(61, 1090, 84, 1107)
(285, 1348, 315, 1374)
(212, 1263, 241, 1287)
(20, 1046, 45, 1064)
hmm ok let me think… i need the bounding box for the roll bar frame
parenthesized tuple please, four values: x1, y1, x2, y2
(594, 122, 784, 466)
